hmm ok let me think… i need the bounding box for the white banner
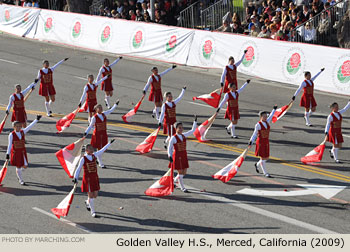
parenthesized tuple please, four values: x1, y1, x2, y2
(0, 5, 39, 38)
(187, 30, 350, 95)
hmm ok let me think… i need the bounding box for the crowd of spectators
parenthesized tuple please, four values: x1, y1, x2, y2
(218, 0, 340, 44)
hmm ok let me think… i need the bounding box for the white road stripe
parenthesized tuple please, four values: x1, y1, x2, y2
(187, 101, 213, 108)
(0, 58, 19, 65)
(32, 207, 93, 233)
(343, 135, 350, 138)
(73, 76, 86, 80)
(187, 186, 338, 234)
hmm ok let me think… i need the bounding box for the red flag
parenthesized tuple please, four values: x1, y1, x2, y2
(0, 114, 9, 134)
(122, 95, 145, 123)
(136, 127, 160, 154)
(272, 102, 293, 123)
(55, 138, 85, 178)
(212, 149, 248, 183)
(192, 88, 222, 108)
(145, 167, 174, 197)
(0, 160, 9, 185)
(194, 113, 217, 142)
(51, 184, 77, 219)
(301, 143, 326, 164)
(56, 108, 79, 133)
(78, 102, 87, 113)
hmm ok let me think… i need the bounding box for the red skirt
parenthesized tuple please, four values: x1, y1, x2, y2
(224, 79, 237, 93)
(81, 173, 100, 192)
(163, 123, 176, 135)
(168, 154, 189, 170)
(86, 100, 97, 113)
(10, 150, 28, 168)
(300, 94, 317, 108)
(255, 140, 269, 158)
(91, 131, 108, 149)
(101, 81, 113, 91)
(327, 130, 344, 144)
(11, 109, 27, 123)
(224, 107, 240, 121)
(149, 90, 163, 103)
(39, 83, 56, 96)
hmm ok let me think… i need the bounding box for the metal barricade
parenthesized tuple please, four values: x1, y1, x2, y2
(201, 0, 232, 31)
(179, 1, 201, 28)
(89, 0, 104, 15)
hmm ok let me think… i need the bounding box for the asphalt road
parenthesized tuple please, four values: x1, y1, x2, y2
(0, 33, 349, 234)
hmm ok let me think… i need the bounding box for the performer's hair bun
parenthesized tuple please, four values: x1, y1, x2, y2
(174, 122, 183, 129)
(94, 104, 102, 111)
(229, 56, 234, 61)
(151, 67, 158, 71)
(164, 91, 172, 98)
(304, 71, 311, 77)
(330, 102, 338, 108)
(87, 74, 94, 79)
(259, 111, 267, 117)
(12, 121, 21, 127)
(14, 84, 21, 88)
(42, 60, 49, 64)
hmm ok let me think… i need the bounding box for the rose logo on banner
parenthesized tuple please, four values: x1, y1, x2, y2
(23, 12, 29, 23)
(242, 46, 255, 67)
(44, 17, 53, 33)
(129, 27, 146, 51)
(101, 25, 111, 43)
(332, 55, 350, 92)
(133, 30, 143, 48)
(5, 10, 10, 22)
(202, 40, 213, 60)
(72, 21, 81, 38)
(287, 53, 301, 75)
(337, 60, 350, 84)
(166, 35, 177, 52)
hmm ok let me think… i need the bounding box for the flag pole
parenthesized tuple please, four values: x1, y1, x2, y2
(24, 88, 34, 102)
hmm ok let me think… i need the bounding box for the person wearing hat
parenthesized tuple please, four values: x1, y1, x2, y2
(5, 115, 42, 185)
(6, 80, 39, 128)
(96, 57, 123, 109)
(78, 74, 110, 123)
(36, 58, 69, 117)
(143, 65, 177, 120)
(217, 80, 251, 138)
(248, 106, 277, 178)
(158, 87, 186, 149)
(291, 68, 325, 126)
(325, 100, 350, 163)
(84, 101, 119, 168)
(73, 139, 115, 218)
(168, 116, 197, 192)
(220, 50, 247, 93)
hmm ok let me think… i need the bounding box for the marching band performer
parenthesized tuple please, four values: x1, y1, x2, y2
(291, 68, 325, 126)
(143, 65, 176, 120)
(248, 106, 277, 178)
(216, 80, 250, 138)
(96, 57, 123, 109)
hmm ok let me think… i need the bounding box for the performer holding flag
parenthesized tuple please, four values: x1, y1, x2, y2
(220, 50, 247, 93)
(96, 57, 123, 109)
(168, 116, 197, 193)
(248, 106, 277, 178)
(84, 101, 119, 168)
(6, 80, 38, 128)
(78, 74, 110, 123)
(36, 58, 69, 117)
(73, 140, 115, 218)
(325, 100, 350, 163)
(142, 65, 177, 120)
(158, 87, 186, 149)
(291, 68, 325, 126)
(5, 115, 42, 185)
(216, 80, 250, 138)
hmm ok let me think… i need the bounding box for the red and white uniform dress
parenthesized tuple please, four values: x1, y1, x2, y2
(6, 82, 36, 123)
(85, 104, 118, 149)
(73, 142, 112, 192)
(249, 109, 276, 158)
(6, 119, 39, 167)
(158, 88, 186, 135)
(218, 81, 248, 121)
(293, 70, 322, 109)
(143, 67, 174, 103)
(325, 102, 350, 144)
(37, 59, 64, 96)
(79, 76, 108, 112)
(168, 121, 197, 170)
(96, 58, 121, 91)
(220, 54, 245, 93)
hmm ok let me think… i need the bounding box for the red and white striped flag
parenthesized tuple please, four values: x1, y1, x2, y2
(122, 95, 145, 123)
(194, 113, 217, 142)
(301, 143, 326, 164)
(78, 102, 87, 113)
(212, 149, 248, 183)
(272, 102, 293, 123)
(51, 184, 77, 219)
(145, 167, 174, 197)
(192, 88, 222, 108)
(56, 108, 79, 133)
(136, 127, 161, 154)
(55, 138, 85, 178)
(0, 114, 9, 134)
(0, 160, 9, 185)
